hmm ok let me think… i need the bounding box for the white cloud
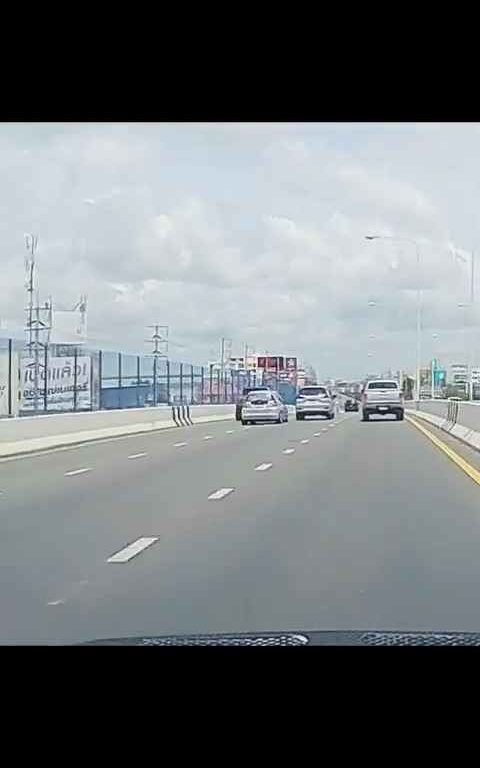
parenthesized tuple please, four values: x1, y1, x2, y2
(0, 122, 479, 377)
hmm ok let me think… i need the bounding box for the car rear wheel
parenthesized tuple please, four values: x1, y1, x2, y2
(296, 413, 303, 421)
(397, 412, 404, 421)
(362, 411, 369, 422)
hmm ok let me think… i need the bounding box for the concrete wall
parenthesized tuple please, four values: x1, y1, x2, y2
(415, 399, 480, 431)
(0, 404, 234, 444)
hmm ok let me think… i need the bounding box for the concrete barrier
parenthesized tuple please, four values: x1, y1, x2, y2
(0, 404, 234, 459)
(407, 398, 480, 453)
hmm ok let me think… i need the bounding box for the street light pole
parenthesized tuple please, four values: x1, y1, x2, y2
(431, 334, 439, 400)
(454, 250, 475, 401)
(366, 235, 422, 401)
(415, 241, 422, 403)
(458, 302, 471, 400)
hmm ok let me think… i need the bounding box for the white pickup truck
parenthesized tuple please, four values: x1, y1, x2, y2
(361, 379, 404, 422)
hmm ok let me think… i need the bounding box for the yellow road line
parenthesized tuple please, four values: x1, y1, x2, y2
(406, 415, 480, 487)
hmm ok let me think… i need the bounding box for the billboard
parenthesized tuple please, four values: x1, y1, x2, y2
(434, 369, 446, 386)
(257, 356, 284, 371)
(285, 357, 297, 371)
(20, 355, 91, 412)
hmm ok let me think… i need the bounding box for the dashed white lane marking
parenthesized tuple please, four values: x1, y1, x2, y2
(107, 536, 159, 563)
(203, 435, 213, 440)
(255, 463, 273, 471)
(208, 488, 234, 500)
(174, 442, 188, 447)
(226, 429, 235, 434)
(127, 452, 148, 460)
(321, 427, 328, 432)
(47, 600, 65, 606)
(283, 448, 295, 455)
(64, 467, 92, 477)
(313, 432, 322, 436)
(300, 439, 310, 444)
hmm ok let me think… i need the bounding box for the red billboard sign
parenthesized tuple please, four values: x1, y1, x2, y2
(257, 356, 290, 371)
(285, 357, 297, 371)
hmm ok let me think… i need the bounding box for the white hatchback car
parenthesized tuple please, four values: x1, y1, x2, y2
(241, 391, 288, 425)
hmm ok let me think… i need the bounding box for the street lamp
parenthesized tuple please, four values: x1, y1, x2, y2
(457, 302, 472, 400)
(454, 250, 475, 401)
(365, 235, 422, 401)
(431, 333, 439, 399)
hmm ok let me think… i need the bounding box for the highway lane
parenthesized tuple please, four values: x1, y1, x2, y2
(2, 410, 480, 642)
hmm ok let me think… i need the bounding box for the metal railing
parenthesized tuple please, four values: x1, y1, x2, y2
(0, 337, 275, 417)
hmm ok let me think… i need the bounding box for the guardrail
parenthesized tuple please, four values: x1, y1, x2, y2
(413, 398, 480, 428)
(407, 398, 480, 452)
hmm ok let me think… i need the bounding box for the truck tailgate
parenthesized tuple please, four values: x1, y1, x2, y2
(366, 390, 401, 403)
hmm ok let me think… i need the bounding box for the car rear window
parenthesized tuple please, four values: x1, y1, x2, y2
(299, 387, 328, 397)
(246, 393, 272, 404)
(366, 381, 398, 389)
(243, 387, 269, 396)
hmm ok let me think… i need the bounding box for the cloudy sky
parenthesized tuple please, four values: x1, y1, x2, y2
(1, 122, 480, 379)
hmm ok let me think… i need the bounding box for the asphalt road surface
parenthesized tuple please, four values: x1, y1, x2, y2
(2, 408, 480, 643)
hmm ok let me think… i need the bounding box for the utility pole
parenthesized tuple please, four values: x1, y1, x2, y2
(146, 324, 169, 358)
(220, 337, 225, 386)
(220, 337, 232, 395)
(24, 235, 51, 413)
(145, 325, 168, 406)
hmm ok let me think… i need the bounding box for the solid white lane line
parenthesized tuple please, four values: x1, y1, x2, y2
(208, 488, 234, 500)
(64, 467, 92, 477)
(283, 448, 295, 454)
(127, 452, 148, 460)
(203, 435, 213, 440)
(300, 439, 310, 444)
(174, 442, 188, 447)
(107, 536, 159, 563)
(255, 463, 273, 471)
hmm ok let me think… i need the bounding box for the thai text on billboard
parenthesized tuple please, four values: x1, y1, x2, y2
(21, 355, 91, 411)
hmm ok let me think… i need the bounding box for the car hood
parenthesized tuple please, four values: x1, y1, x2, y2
(80, 630, 480, 645)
